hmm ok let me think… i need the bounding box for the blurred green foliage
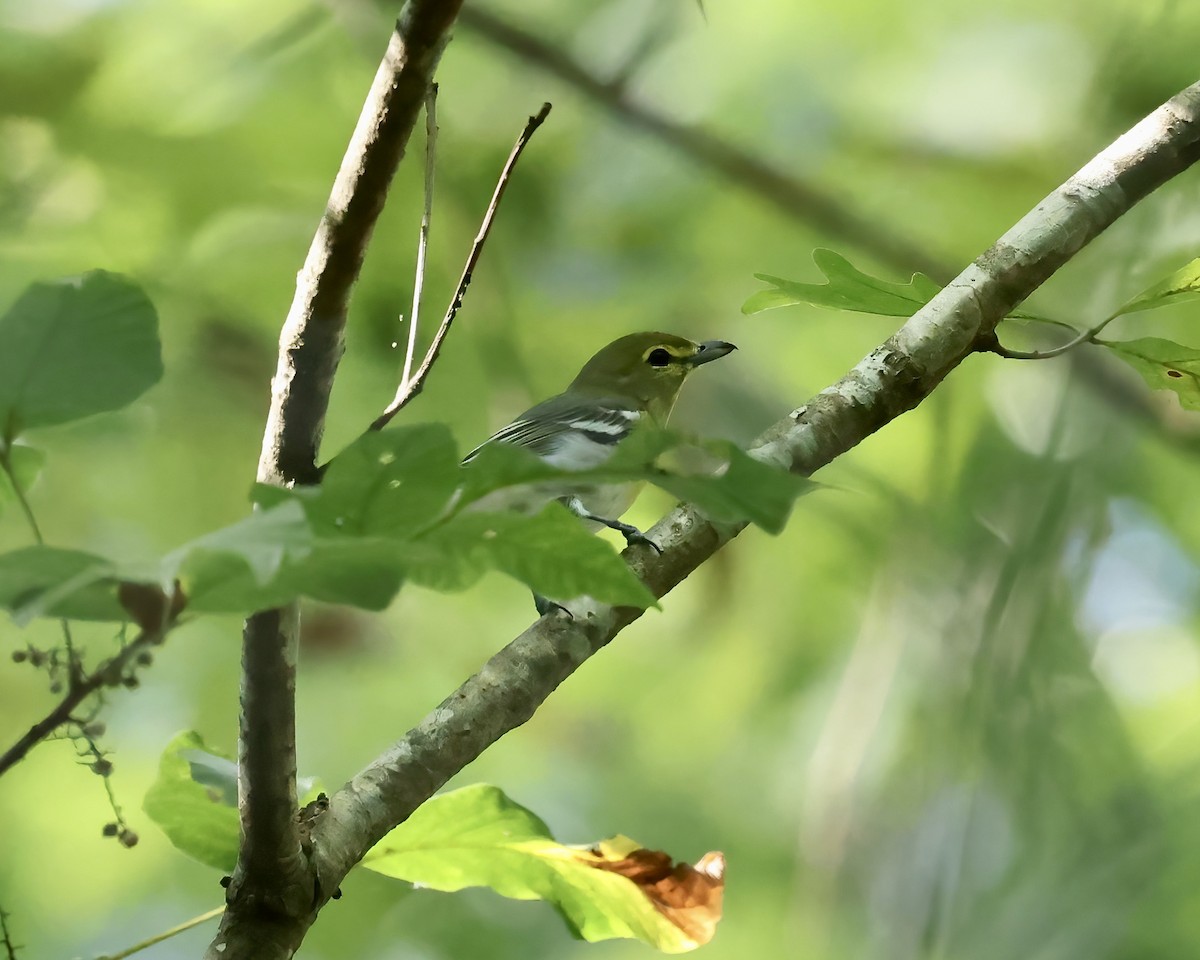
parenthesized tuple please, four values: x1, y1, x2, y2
(4, 0, 1200, 958)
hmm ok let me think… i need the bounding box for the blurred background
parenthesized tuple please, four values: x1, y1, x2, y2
(4, 0, 1200, 957)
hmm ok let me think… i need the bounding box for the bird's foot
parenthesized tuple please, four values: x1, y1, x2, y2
(534, 593, 573, 619)
(612, 521, 662, 554)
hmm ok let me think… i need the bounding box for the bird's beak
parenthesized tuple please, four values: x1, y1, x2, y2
(688, 340, 737, 366)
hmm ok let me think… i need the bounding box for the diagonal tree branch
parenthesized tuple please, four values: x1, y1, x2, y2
(216, 2, 465, 958)
(306, 79, 1200, 891)
(458, 6, 955, 282)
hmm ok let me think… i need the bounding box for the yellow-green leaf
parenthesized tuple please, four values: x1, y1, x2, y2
(364, 784, 724, 952)
(1099, 337, 1200, 410)
(743, 248, 941, 316)
(1112, 258, 1200, 317)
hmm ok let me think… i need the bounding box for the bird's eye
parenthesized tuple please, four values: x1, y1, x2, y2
(647, 348, 672, 367)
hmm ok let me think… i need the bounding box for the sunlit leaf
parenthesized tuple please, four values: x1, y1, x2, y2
(144, 731, 324, 873)
(742, 248, 941, 316)
(364, 784, 724, 952)
(1112, 258, 1200, 317)
(404, 505, 657, 608)
(0, 272, 162, 442)
(143, 731, 240, 872)
(1098, 337, 1200, 410)
(741, 249, 1065, 332)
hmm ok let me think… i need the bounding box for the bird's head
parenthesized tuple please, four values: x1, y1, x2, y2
(568, 332, 736, 422)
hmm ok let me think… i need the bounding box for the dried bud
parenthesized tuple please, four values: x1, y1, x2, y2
(90, 759, 114, 777)
(84, 722, 107, 738)
(11, 649, 27, 663)
(135, 651, 153, 667)
(29, 650, 46, 667)
(118, 830, 139, 848)
(121, 675, 139, 689)
(102, 822, 119, 837)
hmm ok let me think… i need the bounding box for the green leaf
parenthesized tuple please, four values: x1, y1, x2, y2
(0, 271, 162, 441)
(457, 441, 561, 509)
(742, 248, 941, 316)
(405, 505, 657, 608)
(163, 499, 314, 609)
(0, 444, 45, 518)
(0, 545, 125, 623)
(1098, 337, 1200, 410)
(653, 442, 810, 535)
(163, 501, 408, 613)
(284, 537, 405, 610)
(364, 784, 724, 952)
(143, 731, 325, 872)
(143, 731, 240, 872)
(304, 425, 461, 537)
(1112, 258, 1200, 318)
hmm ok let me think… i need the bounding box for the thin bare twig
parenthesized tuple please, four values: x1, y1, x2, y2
(401, 84, 439, 390)
(0, 619, 171, 778)
(0, 908, 18, 960)
(99, 907, 223, 960)
(370, 101, 553, 431)
(986, 311, 1120, 360)
(0, 448, 81, 684)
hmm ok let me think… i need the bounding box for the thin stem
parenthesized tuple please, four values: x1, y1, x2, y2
(0, 908, 18, 960)
(0, 447, 43, 544)
(0, 448, 81, 680)
(401, 84, 439, 390)
(370, 101, 552, 431)
(0, 620, 170, 778)
(74, 726, 131, 837)
(100, 907, 224, 960)
(987, 312, 1120, 360)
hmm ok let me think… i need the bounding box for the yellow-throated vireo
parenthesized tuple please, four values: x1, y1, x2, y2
(465, 333, 736, 570)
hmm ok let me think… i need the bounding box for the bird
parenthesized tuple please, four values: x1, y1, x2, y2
(464, 332, 736, 611)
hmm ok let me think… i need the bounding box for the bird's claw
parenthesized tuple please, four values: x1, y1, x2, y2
(622, 529, 662, 554)
(534, 594, 573, 619)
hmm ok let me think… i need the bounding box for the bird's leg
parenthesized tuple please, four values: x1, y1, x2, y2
(564, 497, 662, 554)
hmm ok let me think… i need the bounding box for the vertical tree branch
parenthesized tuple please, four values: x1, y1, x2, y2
(215, 2, 465, 958)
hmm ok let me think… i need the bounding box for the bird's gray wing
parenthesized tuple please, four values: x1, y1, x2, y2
(463, 396, 641, 464)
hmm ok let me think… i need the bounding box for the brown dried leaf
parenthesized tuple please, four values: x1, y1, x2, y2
(586, 839, 726, 947)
